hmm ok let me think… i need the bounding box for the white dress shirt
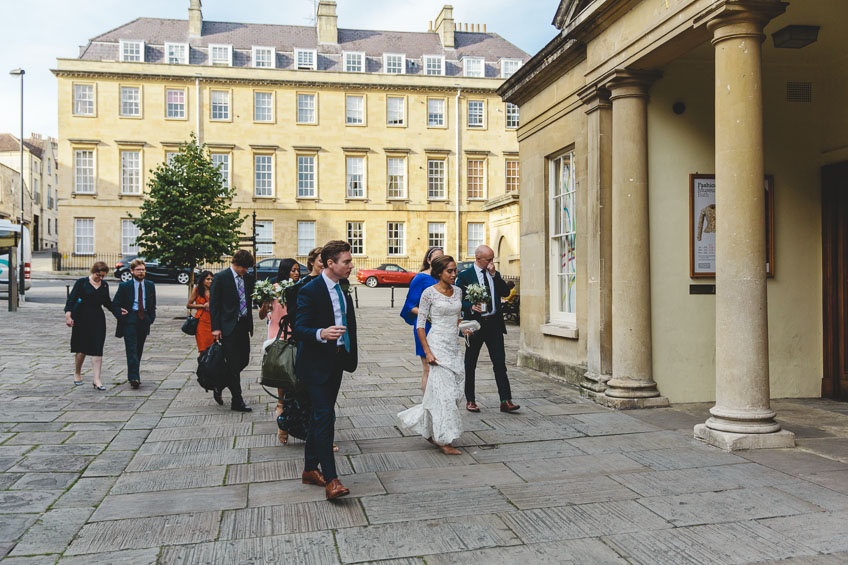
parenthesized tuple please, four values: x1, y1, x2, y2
(474, 264, 497, 316)
(316, 270, 345, 345)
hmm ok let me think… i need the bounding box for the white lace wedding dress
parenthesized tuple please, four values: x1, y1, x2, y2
(397, 285, 465, 445)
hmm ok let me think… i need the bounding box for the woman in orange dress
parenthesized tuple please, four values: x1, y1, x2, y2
(187, 271, 214, 353)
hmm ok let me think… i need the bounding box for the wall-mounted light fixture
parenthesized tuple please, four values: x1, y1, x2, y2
(772, 25, 820, 49)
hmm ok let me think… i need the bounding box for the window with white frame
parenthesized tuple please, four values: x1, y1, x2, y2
(209, 44, 232, 66)
(297, 93, 316, 124)
(120, 40, 144, 62)
(254, 91, 273, 122)
(383, 53, 405, 74)
(506, 103, 519, 129)
(424, 55, 444, 76)
(120, 86, 140, 117)
(506, 159, 519, 193)
(166, 43, 188, 64)
(467, 159, 485, 199)
(297, 221, 315, 256)
(295, 49, 317, 70)
(427, 98, 445, 127)
(501, 58, 522, 78)
(252, 46, 275, 68)
(344, 52, 364, 72)
(463, 56, 484, 77)
(468, 99, 484, 128)
(165, 151, 178, 164)
(211, 153, 230, 190)
(387, 157, 406, 199)
(166, 88, 185, 119)
(428, 222, 446, 248)
(297, 155, 315, 197)
(121, 150, 141, 194)
(347, 221, 364, 255)
(467, 222, 484, 255)
(121, 219, 140, 254)
(346, 95, 364, 125)
(387, 96, 404, 126)
(74, 149, 94, 193)
(254, 154, 273, 197)
(549, 151, 576, 322)
(73, 84, 94, 116)
(346, 156, 365, 198)
(427, 159, 446, 199)
(210, 90, 229, 120)
(387, 222, 405, 256)
(255, 221, 273, 255)
(74, 218, 95, 254)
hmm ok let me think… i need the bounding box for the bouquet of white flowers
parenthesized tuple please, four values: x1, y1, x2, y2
(252, 279, 277, 304)
(464, 283, 490, 312)
(274, 279, 297, 306)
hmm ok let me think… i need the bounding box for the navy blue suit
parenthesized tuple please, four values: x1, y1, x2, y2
(293, 276, 358, 481)
(112, 279, 156, 383)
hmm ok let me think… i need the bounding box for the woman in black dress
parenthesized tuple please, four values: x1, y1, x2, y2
(64, 261, 113, 390)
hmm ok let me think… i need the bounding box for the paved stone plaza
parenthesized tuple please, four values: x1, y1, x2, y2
(1, 290, 848, 564)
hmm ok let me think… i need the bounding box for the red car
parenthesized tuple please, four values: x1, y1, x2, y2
(357, 264, 416, 287)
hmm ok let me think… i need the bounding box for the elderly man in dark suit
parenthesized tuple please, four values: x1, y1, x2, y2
(457, 244, 519, 413)
(293, 240, 358, 500)
(113, 258, 156, 389)
(210, 249, 255, 412)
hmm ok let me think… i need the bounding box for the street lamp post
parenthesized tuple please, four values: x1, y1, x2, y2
(9, 68, 25, 299)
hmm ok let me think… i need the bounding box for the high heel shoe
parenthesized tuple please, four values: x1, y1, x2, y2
(92, 383, 106, 391)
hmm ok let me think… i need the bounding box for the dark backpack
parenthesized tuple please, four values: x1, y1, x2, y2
(196, 341, 228, 391)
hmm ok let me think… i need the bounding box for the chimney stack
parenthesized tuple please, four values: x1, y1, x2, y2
(317, 1, 338, 44)
(188, 0, 203, 38)
(435, 5, 455, 49)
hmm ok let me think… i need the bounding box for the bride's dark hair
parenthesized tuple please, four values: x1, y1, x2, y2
(430, 255, 455, 279)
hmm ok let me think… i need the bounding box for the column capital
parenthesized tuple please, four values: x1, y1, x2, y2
(577, 83, 611, 115)
(602, 69, 662, 101)
(695, 0, 787, 43)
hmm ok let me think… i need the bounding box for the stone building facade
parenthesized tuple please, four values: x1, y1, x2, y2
(54, 1, 526, 274)
(500, 0, 848, 449)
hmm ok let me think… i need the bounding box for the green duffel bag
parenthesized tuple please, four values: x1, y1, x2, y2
(261, 316, 298, 392)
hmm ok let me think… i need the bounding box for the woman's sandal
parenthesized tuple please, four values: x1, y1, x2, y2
(438, 444, 461, 455)
(278, 429, 288, 445)
(92, 383, 106, 391)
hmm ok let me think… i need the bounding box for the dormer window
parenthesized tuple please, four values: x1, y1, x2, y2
(165, 42, 188, 65)
(344, 52, 365, 73)
(463, 56, 484, 77)
(501, 58, 522, 78)
(209, 44, 233, 66)
(252, 46, 275, 68)
(383, 53, 405, 74)
(120, 40, 144, 63)
(295, 48, 317, 70)
(423, 55, 444, 76)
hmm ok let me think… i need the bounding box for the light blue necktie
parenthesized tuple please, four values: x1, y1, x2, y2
(333, 284, 351, 352)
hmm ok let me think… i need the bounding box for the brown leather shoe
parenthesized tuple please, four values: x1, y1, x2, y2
(500, 400, 520, 413)
(302, 470, 327, 487)
(325, 478, 350, 500)
(466, 401, 480, 412)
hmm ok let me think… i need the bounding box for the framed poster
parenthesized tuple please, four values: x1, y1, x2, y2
(689, 174, 775, 278)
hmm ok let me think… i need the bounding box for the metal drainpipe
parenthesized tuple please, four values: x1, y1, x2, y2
(195, 76, 201, 142)
(455, 87, 461, 258)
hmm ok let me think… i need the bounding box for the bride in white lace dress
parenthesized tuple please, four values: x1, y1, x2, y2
(398, 256, 472, 455)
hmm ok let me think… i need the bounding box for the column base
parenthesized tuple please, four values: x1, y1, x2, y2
(580, 371, 610, 394)
(596, 393, 669, 410)
(604, 378, 662, 399)
(694, 424, 795, 451)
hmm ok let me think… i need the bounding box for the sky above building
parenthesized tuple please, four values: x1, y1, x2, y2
(0, 0, 559, 138)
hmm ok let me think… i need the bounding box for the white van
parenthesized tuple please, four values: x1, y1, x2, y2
(0, 220, 32, 292)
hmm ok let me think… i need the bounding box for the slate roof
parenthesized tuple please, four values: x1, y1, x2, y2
(0, 134, 43, 159)
(79, 18, 528, 78)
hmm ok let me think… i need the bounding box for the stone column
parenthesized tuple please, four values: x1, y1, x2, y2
(603, 70, 668, 409)
(694, 0, 794, 450)
(577, 84, 613, 396)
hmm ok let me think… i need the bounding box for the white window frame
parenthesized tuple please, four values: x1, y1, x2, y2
(210, 89, 230, 121)
(427, 97, 446, 128)
(121, 219, 140, 255)
(165, 42, 189, 65)
(386, 157, 406, 200)
(165, 151, 178, 164)
(506, 159, 519, 193)
(343, 51, 365, 73)
(467, 223, 485, 256)
(506, 102, 520, 129)
(254, 154, 274, 198)
(427, 158, 446, 200)
(165, 88, 186, 119)
(255, 220, 274, 255)
(549, 151, 577, 324)
(347, 221, 365, 256)
(346, 156, 366, 199)
(73, 84, 95, 116)
(209, 44, 233, 66)
(501, 58, 522, 78)
(297, 93, 317, 124)
(345, 94, 365, 125)
(73, 149, 95, 194)
(119, 85, 141, 117)
(383, 53, 406, 74)
(428, 222, 446, 249)
(252, 46, 275, 68)
(254, 91, 274, 123)
(211, 153, 230, 191)
(467, 99, 485, 129)
(74, 218, 95, 255)
(120, 150, 142, 195)
(463, 56, 484, 77)
(467, 158, 487, 200)
(297, 154, 316, 198)
(120, 40, 144, 62)
(423, 55, 445, 76)
(297, 221, 316, 256)
(386, 96, 405, 126)
(295, 48, 317, 70)
(387, 222, 405, 256)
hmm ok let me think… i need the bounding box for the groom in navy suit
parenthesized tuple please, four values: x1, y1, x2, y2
(293, 240, 358, 500)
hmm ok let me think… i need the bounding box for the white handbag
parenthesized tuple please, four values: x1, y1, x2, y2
(458, 320, 481, 346)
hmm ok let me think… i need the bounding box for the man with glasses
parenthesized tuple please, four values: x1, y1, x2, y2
(113, 258, 157, 389)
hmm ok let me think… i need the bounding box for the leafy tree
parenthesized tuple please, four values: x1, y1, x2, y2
(130, 133, 246, 293)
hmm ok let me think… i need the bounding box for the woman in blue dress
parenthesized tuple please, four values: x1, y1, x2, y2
(401, 246, 443, 392)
